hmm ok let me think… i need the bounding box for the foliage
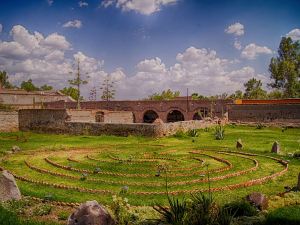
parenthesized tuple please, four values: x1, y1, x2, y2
(173, 130, 187, 138)
(21, 79, 40, 92)
(32, 204, 52, 216)
(243, 78, 267, 99)
(68, 58, 89, 109)
(191, 93, 209, 100)
(148, 89, 180, 100)
(0, 103, 15, 111)
(265, 205, 300, 225)
(269, 37, 300, 98)
(229, 90, 243, 100)
(0, 71, 14, 89)
(224, 200, 257, 218)
(187, 129, 199, 137)
(154, 196, 187, 225)
(1, 199, 33, 215)
(267, 90, 284, 99)
(60, 86, 82, 101)
(100, 75, 116, 101)
(293, 151, 300, 159)
(256, 123, 264, 130)
(39, 84, 53, 91)
(215, 125, 225, 140)
(57, 211, 69, 220)
(111, 195, 138, 225)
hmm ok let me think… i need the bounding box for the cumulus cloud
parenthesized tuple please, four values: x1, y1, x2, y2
(78, 1, 88, 7)
(101, 0, 178, 15)
(241, 43, 272, 60)
(234, 40, 242, 50)
(286, 28, 300, 41)
(62, 20, 82, 29)
(225, 22, 244, 36)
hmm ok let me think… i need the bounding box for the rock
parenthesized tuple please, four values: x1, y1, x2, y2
(271, 141, 280, 154)
(68, 200, 116, 225)
(236, 139, 243, 149)
(246, 192, 268, 210)
(11, 145, 21, 153)
(0, 170, 21, 201)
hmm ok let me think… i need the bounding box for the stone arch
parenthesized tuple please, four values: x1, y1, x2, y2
(95, 111, 105, 122)
(193, 107, 209, 120)
(143, 110, 159, 123)
(167, 110, 185, 123)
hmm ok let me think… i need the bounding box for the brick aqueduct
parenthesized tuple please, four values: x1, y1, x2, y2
(45, 99, 231, 123)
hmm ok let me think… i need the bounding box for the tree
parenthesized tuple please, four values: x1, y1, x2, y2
(69, 59, 88, 109)
(0, 71, 14, 89)
(89, 86, 97, 101)
(229, 90, 243, 99)
(100, 75, 115, 102)
(40, 84, 53, 91)
(243, 78, 267, 99)
(268, 90, 284, 99)
(21, 79, 39, 92)
(269, 37, 300, 98)
(60, 87, 83, 101)
(148, 89, 180, 100)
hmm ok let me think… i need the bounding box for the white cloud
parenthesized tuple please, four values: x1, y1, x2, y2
(286, 28, 300, 41)
(78, 1, 88, 7)
(101, 0, 177, 15)
(234, 40, 242, 50)
(62, 20, 82, 29)
(47, 0, 53, 6)
(241, 43, 272, 60)
(42, 33, 71, 50)
(0, 24, 2, 33)
(225, 22, 244, 36)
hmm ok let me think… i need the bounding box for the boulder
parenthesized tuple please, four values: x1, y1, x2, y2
(271, 141, 280, 154)
(246, 192, 268, 210)
(0, 170, 21, 201)
(11, 145, 21, 153)
(236, 139, 243, 149)
(68, 200, 116, 225)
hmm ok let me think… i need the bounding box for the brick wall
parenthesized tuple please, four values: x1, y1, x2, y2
(0, 111, 19, 132)
(228, 104, 300, 124)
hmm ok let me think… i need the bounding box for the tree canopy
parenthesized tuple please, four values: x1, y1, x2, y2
(148, 89, 180, 100)
(0, 71, 14, 89)
(269, 37, 300, 98)
(20, 79, 39, 92)
(60, 86, 82, 101)
(243, 78, 267, 99)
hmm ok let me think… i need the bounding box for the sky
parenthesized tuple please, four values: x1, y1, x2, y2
(0, 0, 299, 100)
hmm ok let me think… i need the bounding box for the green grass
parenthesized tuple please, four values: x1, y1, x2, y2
(0, 125, 299, 206)
(265, 205, 300, 225)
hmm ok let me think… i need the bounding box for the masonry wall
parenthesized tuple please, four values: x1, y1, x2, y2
(228, 104, 300, 124)
(0, 111, 19, 132)
(18, 109, 216, 137)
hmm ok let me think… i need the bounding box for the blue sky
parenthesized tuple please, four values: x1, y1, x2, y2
(0, 0, 299, 99)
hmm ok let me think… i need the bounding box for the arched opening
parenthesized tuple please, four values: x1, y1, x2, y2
(143, 110, 159, 123)
(95, 111, 104, 122)
(167, 110, 184, 123)
(193, 108, 209, 120)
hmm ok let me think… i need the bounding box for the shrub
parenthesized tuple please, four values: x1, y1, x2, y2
(265, 205, 300, 225)
(256, 123, 264, 129)
(58, 211, 69, 220)
(224, 200, 257, 217)
(111, 195, 138, 225)
(80, 173, 88, 181)
(33, 204, 52, 216)
(293, 151, 300, 159)
(187, 129, 199, 137)
(215, 125, 225, 140)
(173, 130, 187, 138)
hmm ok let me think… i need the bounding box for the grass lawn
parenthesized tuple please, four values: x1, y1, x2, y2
(0, 125, 300, 207)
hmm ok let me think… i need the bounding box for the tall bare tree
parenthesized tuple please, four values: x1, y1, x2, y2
(100, 75, 116, 104)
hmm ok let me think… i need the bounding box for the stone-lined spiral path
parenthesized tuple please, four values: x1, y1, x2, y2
(0, 146, 288, 205)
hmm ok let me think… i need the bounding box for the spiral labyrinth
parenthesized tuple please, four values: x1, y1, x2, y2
(1, 145, 288, 205)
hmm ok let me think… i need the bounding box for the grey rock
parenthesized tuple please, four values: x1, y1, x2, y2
(271, 141, 280, 154)
(246, 192, 268, 210)
(68, 200, 116, 225)
(0, 170, 21, 201)
(11, 145, 21, 153)
(236, 139, 243, 149)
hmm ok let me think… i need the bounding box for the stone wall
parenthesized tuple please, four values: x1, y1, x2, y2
(228, 104, 300, 125)
(18, 109, 215, 137)
(0, 111, 19, 132)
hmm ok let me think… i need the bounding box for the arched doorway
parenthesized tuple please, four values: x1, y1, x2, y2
(167, 110, 184, 123)
(95, 111, 104, 122)
(143, 110, 159, 123)
(193, 108, 209, 120)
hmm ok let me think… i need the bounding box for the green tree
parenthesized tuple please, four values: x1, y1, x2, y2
(100, 75, 116, 102)
(60, 87, 83, 101)
(0, 71, 14, 89)
(229, 90, 243, 99)
(243, 78, 267, 99)
(269, 37, 300, 98)
(268, 90, 284, 99)
(20, 79, 39, 91)
(40, 84, 53, 91)
(69, 59, 88, 109)
(148, 89, 180, 100)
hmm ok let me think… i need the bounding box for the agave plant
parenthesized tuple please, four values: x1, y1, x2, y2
(214, 125, 225, 140)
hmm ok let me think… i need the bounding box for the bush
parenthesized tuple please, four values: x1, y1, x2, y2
(265, 205, 300, 225)
(256, 123, 264, 130)
(187, 129, 199, 137)
(215, 125, 225, 140)
(293, 151, 300, 159)
(33, 204, 52, 216)
(224, 200, 257, 217)
(173, 130, 187, 138)
(58, 211, 69, 220)
(111, 195, 138, 225)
